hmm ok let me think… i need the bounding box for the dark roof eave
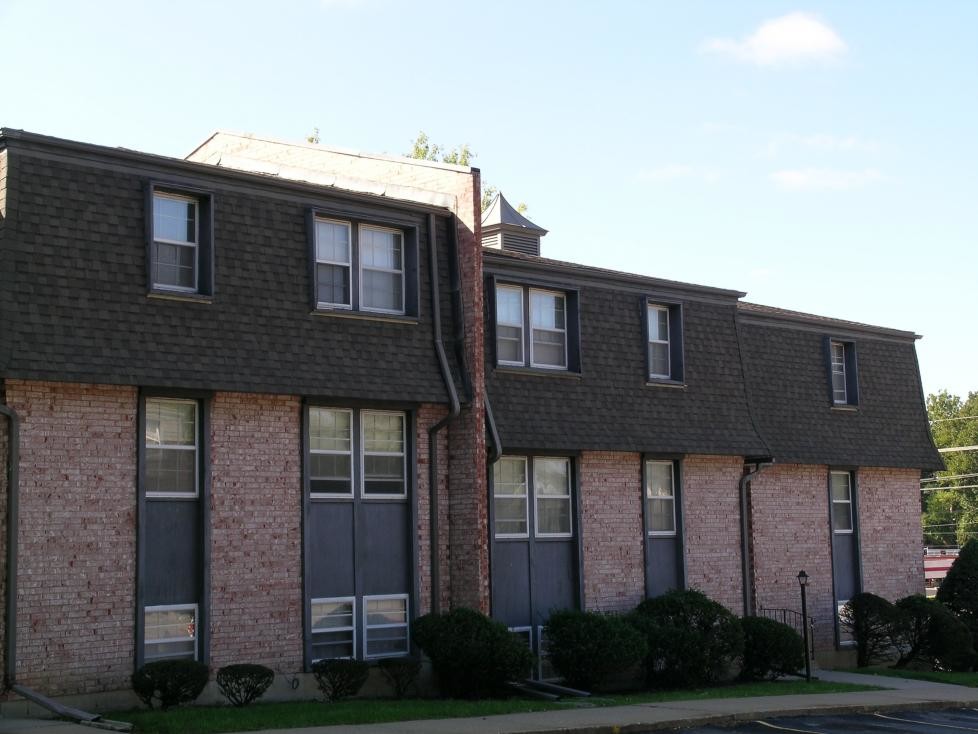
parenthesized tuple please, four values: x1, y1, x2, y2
(738, 301, 920, 341)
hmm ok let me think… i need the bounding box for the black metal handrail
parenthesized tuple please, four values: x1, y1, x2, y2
(757, 606, 816, 660)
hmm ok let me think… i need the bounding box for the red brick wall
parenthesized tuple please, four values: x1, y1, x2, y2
(3, 380, 137, 695)
(208, 393, 303, 671)
(579, 451, 644, 613)
(683, 455, 745, 613)
(858, 466, 924, 600)
(749, 464, 836, 648)
(0, 402, 8, 677)
(416, 404, 450, 614)
(447, 169, 490, 613)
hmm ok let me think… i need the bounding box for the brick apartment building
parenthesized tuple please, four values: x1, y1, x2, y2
(0, 129, 942, 704)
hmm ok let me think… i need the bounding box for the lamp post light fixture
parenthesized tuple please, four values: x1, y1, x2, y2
(797, 570, 812, 682)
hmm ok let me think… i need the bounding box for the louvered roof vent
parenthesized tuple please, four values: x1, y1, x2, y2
(481, 193, 547, 257)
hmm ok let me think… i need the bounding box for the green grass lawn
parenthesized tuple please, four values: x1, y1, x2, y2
(843, 666, 978, 687)
(107, 680, 877, 734)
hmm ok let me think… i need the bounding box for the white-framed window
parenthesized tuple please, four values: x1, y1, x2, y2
(493, 456, 529, 538)
(495, 285, 525, 365)
(529, 289, 567, 369)
(309, 407, 354, 498)
(152, 192, 199, 292)
(314, 218, 352, 309)
(645, 460, 677, 535)
(831, 341, 847, 404)
(534, 457, 572, 537)
(361, 411, 406, 498)
(359, 225, 405, 314)
(144, 604, 197, 662)
(831, 471, 854, 533)
(363, 595, 409, 659)
(647, 305, 671, 379)
(145, 398, 198, 498)
(311, 597, 356, 660)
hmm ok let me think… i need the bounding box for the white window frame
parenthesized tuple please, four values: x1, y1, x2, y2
(144, 603, 198, 662)
(309, 407, 355, 499)
(493, 456, 530, 539)
(645, 460, 677, 537)
(362, 594, 410, 659)
(529, 289, 568, 370)
(358, 224, 405, 315)
(831, 341, 848, 404)
(152, 192, 199, 293)
(495, 284, 525, 367)
(831, 470, 854, 534)
(533, 457, 573, 539)
(360, 410, 407, 500)
(647, 304, 671, 379)
(145, 398, 199, 499)
(536, 625, 559, 681)
(310, 596, 356, 661)
(314, 218, 353, 310)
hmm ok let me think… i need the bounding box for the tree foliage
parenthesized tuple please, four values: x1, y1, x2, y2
(923, 391, 978, 546)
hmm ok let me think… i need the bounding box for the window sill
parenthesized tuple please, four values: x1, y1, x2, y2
(645, 378, 686, 389)
(831, 405, 859, 413)
(147, 290, 213, 304)
(493, 366, 582, 379)
(310, 309, 418, 325)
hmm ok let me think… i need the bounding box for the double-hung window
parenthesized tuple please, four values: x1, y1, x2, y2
(308, 407, 406, 498)
(313, 217, 408, 315)
(310, 597, 356, 660)
(144, 604, 197, 662)
(145, 398, 199, 498)
(363, 595, 410, 658)
(148, 184, 213, 297)
(494, 283, 577, 371)
(647, 305, 671, 379)
(492, 456, 572, 539)
(831, 342, 847, 403)
(831, 471, 854, 533)
(645, 302, 683, 383)
(826, 338, 858, 407)
(645, 460, 677, 535)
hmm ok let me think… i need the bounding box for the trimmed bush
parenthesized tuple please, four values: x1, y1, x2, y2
(216, 663, 274, 707)
(378, 657, 421, 699)
(937, 539, 978, 658)
(544, 609, 648, 690)
(412, 607, 533, 698)
(740, 616, 805, 681)
(892, 595, 976, 671)
(629, 589, 744, 688)
(840, 593, 896, 667)
(311, 658, 370, 702)
(131, 659, 209, 710)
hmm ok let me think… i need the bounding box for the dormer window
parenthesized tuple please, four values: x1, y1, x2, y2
(493, 282, 579, 372)
(645, 302, 684, 384)
(827, 338, 858, 407)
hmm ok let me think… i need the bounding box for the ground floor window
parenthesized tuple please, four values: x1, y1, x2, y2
(311, 597, 356, 661)
(363, 595, 410, 658)
(144, 604, 197, 662)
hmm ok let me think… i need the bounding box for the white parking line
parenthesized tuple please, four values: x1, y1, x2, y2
(754, 720, 826, 734)
(874, 712, 978, 731)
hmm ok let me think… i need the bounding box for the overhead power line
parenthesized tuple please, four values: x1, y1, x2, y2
(922, 473, 978, 483)
(931, 415, 978, 424)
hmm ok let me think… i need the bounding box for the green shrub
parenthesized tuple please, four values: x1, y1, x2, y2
(311, 659, 370, 702)
(629, 589, 744, 688)
(131, 659, 209, 710)
(740, 616, 805, 681)
(378, 657, 421, 699)
(412, 607, 533, 698)
(937, 539, 978, 660)
(892, 595, 976, 671)
(216, 663, 274, 707)
(543, 609, 647, 690)
(840, 593, 896, 667)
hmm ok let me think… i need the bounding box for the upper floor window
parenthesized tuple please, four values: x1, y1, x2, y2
(148, 185, 213, 297)
(830, 471, 854, 533)
(493, 283, 579, 372)
(827, 339, 858, 407)
(144, 398, 199, 498)
(492, 455, 573, 539)
(645, 460, 677, 535)
(646, 302, 684, 383)
(313, 217, 411, 316)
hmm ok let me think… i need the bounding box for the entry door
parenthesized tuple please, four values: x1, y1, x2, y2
(490, 456, 579, 671)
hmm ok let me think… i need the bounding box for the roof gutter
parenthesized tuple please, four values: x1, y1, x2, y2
(739, 459, 773, 617)
(428, 213, 461, 616)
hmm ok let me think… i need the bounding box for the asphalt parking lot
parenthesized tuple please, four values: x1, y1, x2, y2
(676, 707, 978, 733)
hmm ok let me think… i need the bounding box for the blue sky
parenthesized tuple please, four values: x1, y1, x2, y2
(2, 0, 974, 397)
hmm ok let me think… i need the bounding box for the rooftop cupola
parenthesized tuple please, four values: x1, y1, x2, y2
(481, 193, 547, 257)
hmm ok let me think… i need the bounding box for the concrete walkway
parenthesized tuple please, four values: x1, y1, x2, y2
(2, 671, 978, 734)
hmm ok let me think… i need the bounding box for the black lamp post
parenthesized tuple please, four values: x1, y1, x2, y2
(798, 570, 812, 682)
